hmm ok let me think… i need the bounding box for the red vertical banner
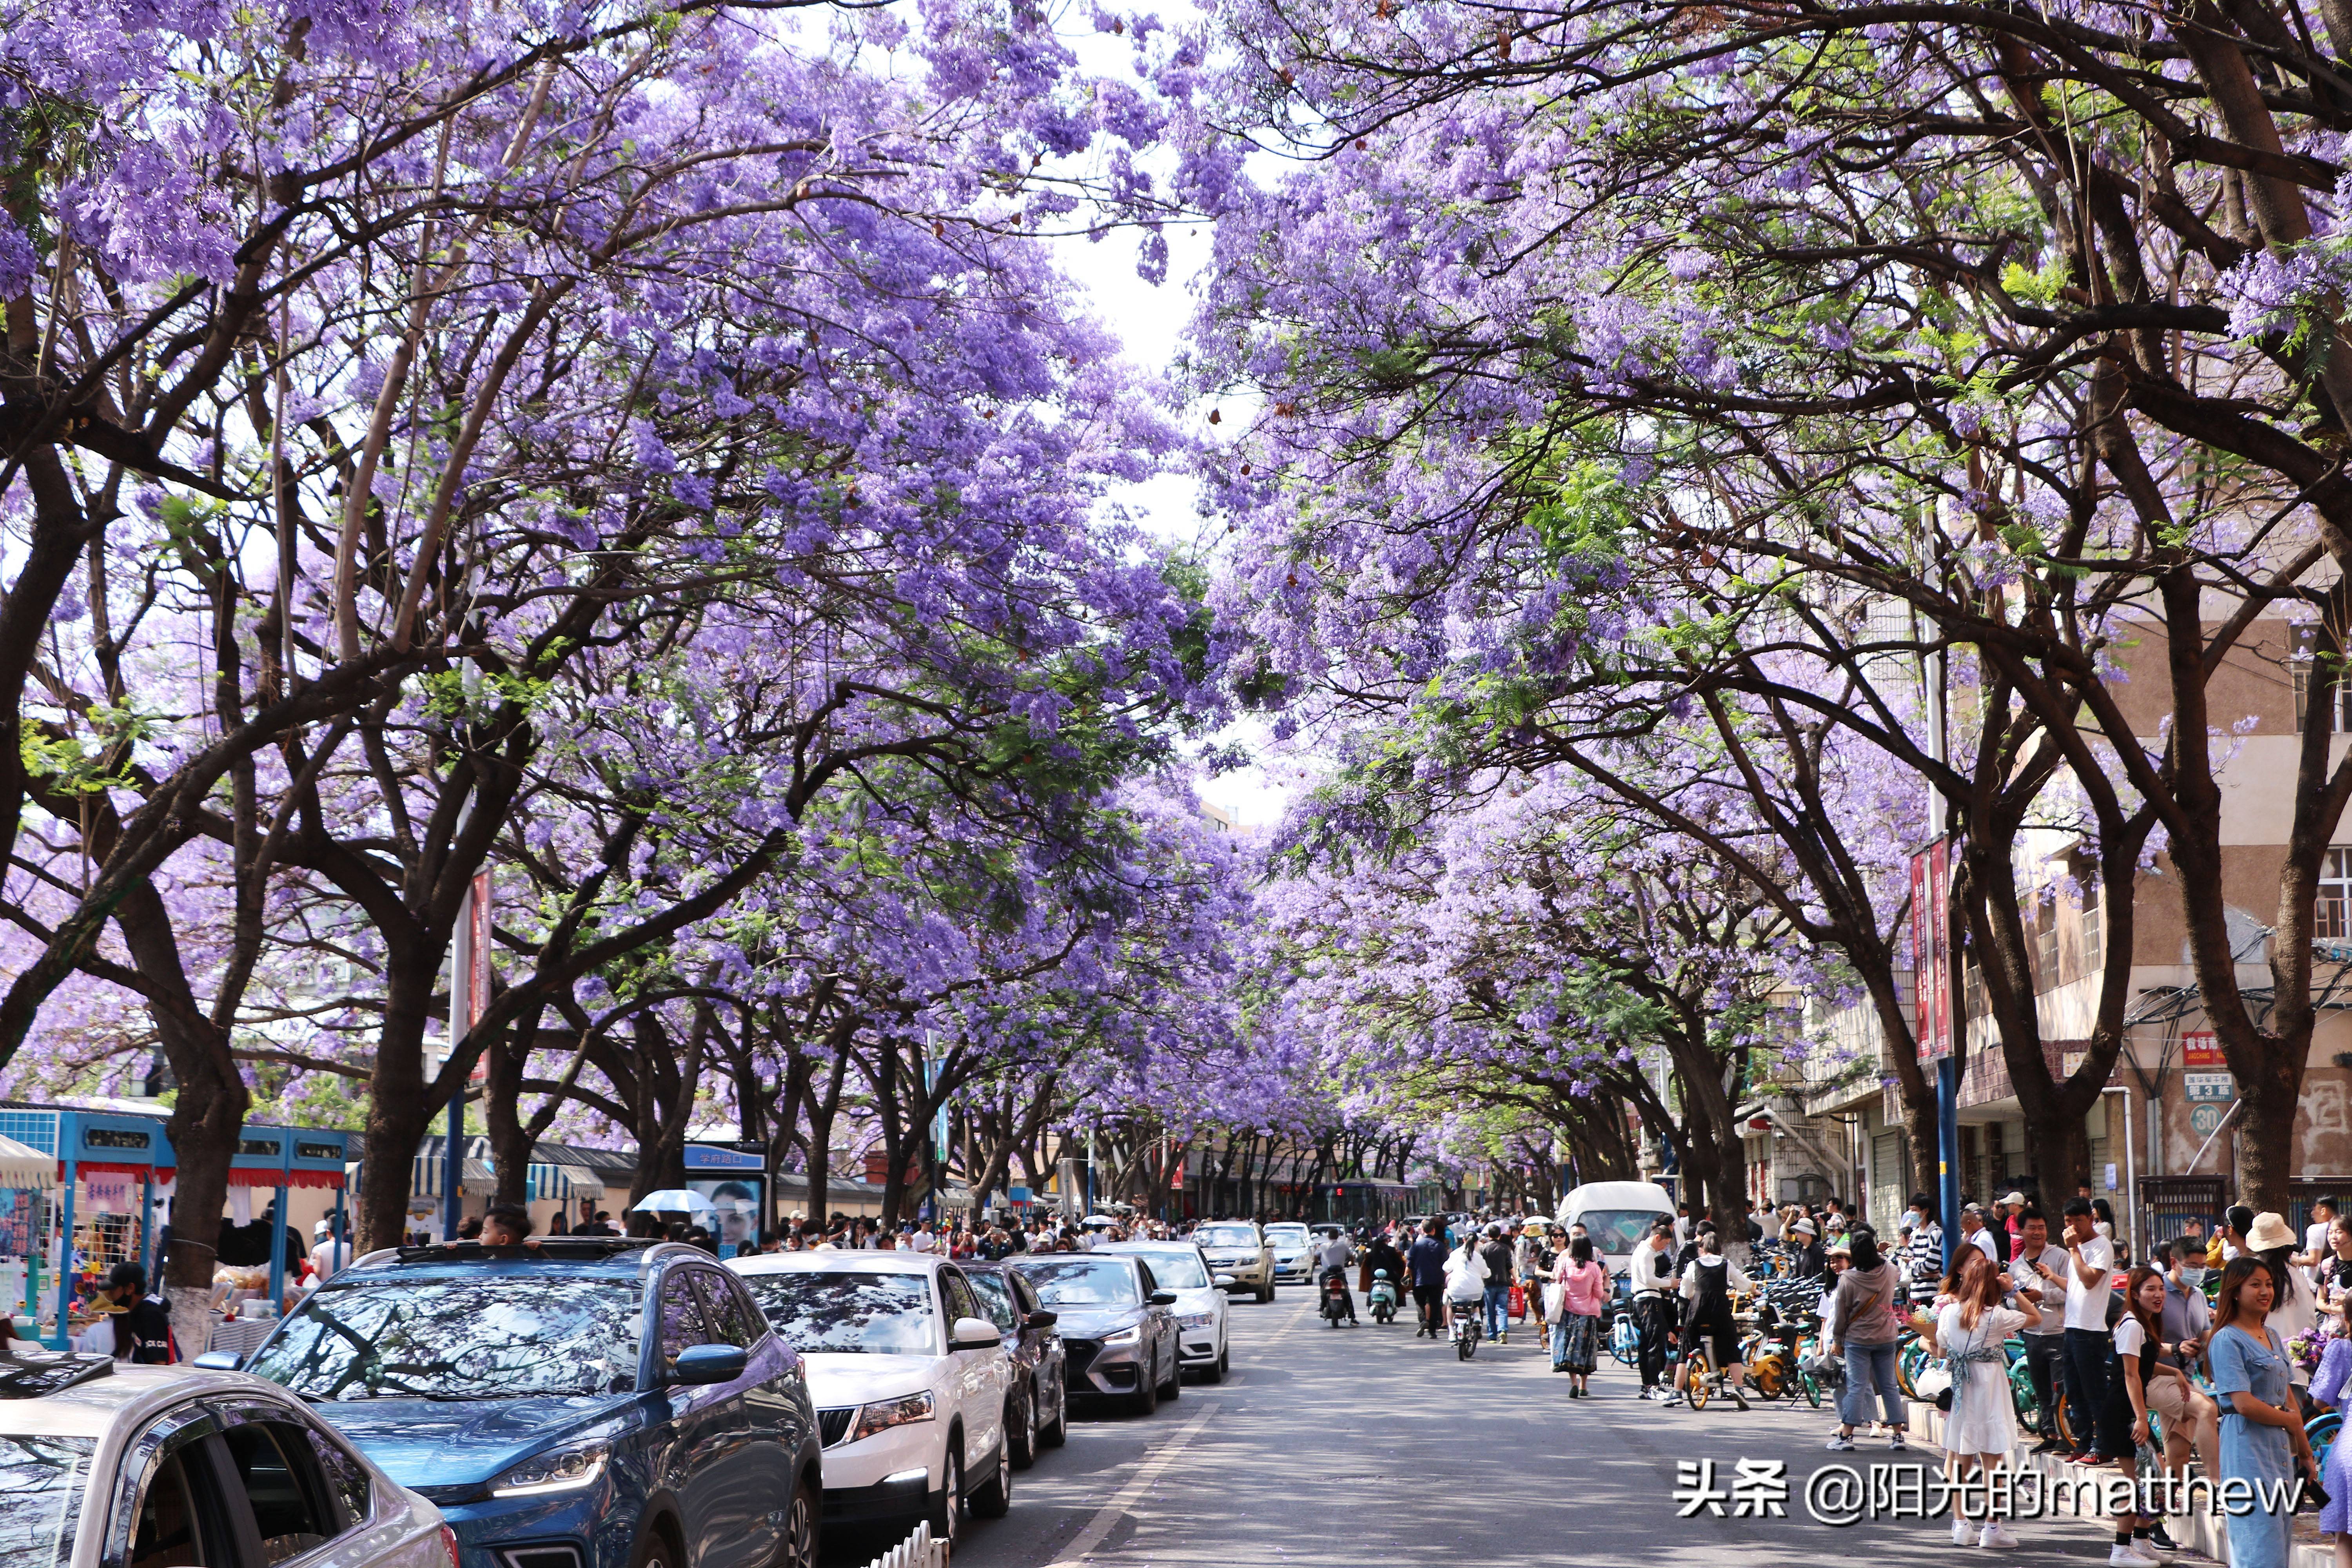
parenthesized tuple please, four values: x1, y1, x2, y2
(1912, 838, 1954, 1061)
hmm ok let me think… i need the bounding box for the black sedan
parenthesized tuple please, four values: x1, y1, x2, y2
(963, 1262, 1070, 1466)
(1006, 1253, 1181, 1416)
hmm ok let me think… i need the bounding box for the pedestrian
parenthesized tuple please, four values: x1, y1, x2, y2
(1784, 1216, 1825, 1279)
(2108, 1263, 2189, 1562)
(1552, 1235, 1606, 1394)
(1823, 1227, 1906, 1452)
(2148, 1238, 2221, 1486)
(2305, 1198, 2342, 1270)
(1519, 1223, 1556, 1337)
(1628, 1220, 1679, 1399)
(1999, 1190, 2029, 1252)
(2011, 1209, 2073, 1453)
(1406, 1220, 1449, 1338)
(1958, 1202, 2004, 1267)
(1919, 1249, 2023, 1548)
(2209, 1255, 2312, 1568)
(309, 1218, 350, 1284)
(1901, 1196, 1943, 1287)
(1477, 1224, 1514, 1343)
(2248, 1210, 2319, 1392)
(2058, 1196, 2119, 1465)
(100, 1262, 176, 1364)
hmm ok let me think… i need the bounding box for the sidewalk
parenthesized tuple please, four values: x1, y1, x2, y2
(1904, 1400, 2335, 1567)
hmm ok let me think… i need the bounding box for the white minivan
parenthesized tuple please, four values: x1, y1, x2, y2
(1558, 1180, 1677, 1275)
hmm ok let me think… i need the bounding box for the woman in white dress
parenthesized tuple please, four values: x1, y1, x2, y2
(1920, 1249, 2026, 1549)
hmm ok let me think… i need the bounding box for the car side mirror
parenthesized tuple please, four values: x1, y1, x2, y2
(192, 1350, 242, 1371)
(950, 1316, 1001, 1352)
(1023, 1309, 1058, 1330)
(1147, 1291, 1178, 1307)
(671, 1344, 749, 1385)
(1213, 1274, 1237, 1288)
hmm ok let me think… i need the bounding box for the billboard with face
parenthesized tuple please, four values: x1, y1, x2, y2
(687, 1177, 763, 1256)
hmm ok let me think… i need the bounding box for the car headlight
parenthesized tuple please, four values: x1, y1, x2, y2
(1177, 1312, 1214, 1328)
(490, 1441, 610, 1497)
(1102, 1325, 1141, 1346)
(850, 1391, 936, 1443)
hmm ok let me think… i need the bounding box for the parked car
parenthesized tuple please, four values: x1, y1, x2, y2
(959, 1262, 1069, 1465)
(730, 1250, 1013, 1550)
(1190, 1221, 1274, 1303)
(1006, 1253, 1181, 1416)
(0, 1349, 451, 1568)
(1098, 1241, 1230, 1383)
(234, 1236, 822, 1568)
(1263, 1223, 1315, 1285)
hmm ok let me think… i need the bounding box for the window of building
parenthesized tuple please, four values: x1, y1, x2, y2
(2292, 624, 2352, 733)
(2033, 890, 2060, 992)
(2320, 849, 2352, 942)
(2081, 880, 2104, 977)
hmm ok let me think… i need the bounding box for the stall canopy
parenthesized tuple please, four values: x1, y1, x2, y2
(0, 1134, 54, 1191)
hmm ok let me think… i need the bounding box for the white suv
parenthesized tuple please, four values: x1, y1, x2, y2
(731, 1251, 1014, 1551)
(0, 1350, 449, 1568)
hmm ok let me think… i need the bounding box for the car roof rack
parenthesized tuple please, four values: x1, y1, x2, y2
(0, 1350, 116, 1399)
(387, 1237, 657, 1263)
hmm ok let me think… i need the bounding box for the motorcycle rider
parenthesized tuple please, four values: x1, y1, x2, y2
(1316, 1227, 1358, 1323)
(1364, 1229, 1406, 1299)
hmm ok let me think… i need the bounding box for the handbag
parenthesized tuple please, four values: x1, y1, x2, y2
(1912, 1364, 1953, 1403)
(1509, 1284, 1527, 1320)
(1543, 1281, 1567, 1319)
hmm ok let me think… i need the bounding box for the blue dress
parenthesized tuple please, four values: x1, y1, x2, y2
(2211, 1323, 2297, 1568)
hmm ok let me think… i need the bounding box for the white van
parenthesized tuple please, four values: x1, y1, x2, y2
(1557, 1180, 1677, 1274)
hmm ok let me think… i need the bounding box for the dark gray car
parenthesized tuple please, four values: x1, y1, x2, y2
(1005, 1254, 1181, 1417)
(962, 1263, 1069, 1466)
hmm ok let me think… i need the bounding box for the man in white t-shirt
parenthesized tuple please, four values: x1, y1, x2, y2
(907, 1221, 936, 1254)
(2058, 1198, 2117, 1461)
(308, 1219, 350, 1283)
(2303, 1197, 2339, 1269)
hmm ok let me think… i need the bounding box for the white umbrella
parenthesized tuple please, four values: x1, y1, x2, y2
(632, 1189, 713, 1216)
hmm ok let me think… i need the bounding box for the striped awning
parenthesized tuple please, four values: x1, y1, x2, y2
(531, 1162, 604, 1200)
(0, 1134, 56, 1191)
(410, 1154, 498, 1198)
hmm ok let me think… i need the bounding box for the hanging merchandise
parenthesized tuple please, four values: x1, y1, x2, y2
(84, 1174, 129, 1215)
(229, 1187, 252, 1226)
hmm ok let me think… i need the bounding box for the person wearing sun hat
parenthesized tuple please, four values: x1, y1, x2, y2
(1999, 1191, 2029, 1251)
(2244, 1210, 2319, 1388)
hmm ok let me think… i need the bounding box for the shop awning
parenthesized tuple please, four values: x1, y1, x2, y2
(0, 1134, 57, 1191)
(532, 1162, 604, 1200)
(409, 1154, 498, 1198)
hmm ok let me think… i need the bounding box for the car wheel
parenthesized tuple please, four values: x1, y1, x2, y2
(969, 1434, 1013, 1519)
(1159, 1348, 1181, 1400)
(1039, 1376, 1069, 1448)
(1200, 1343, 1225, 1384)
(774, 1474, 819, 1568)
(1130, 1355, 1160, 1416)
(1257, 1278, 1274, 1304)
(928, 1445, 963, 1548)
(629, 1525, 682, 1568)
(1009, 1389, 1037, 1470)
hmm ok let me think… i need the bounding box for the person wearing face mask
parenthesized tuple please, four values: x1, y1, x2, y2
(2147, 1239, 2220, 1512)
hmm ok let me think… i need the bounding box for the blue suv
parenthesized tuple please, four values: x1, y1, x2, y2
(230, 1238, 821, 1568)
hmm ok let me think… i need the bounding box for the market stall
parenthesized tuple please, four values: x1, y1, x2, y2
(0, 1131, 58, 1325)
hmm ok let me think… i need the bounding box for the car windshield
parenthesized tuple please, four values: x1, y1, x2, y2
(1265, 1226, 1309, 1246)
(963, 1272, 1021, 1333)
(0, 1436, 94, 1568)
(1127, 1250, 1209, 1289)
(743, 1272, 938, 1354)
(1195, 1227, 1257, 1249)
(1577, 1209, 1668, 1254)
(246, 1276, 642, 1400)
(1017, 1258, 1140, 1306)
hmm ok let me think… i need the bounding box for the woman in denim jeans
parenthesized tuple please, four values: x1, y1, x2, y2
(1823, 1229, 1908, 1451)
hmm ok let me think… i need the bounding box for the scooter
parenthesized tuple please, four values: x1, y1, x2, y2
(1368, 1269, 1399, 1324)
(1320, 1268, 1354, 1327)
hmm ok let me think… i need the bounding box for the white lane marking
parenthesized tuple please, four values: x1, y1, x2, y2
(1045, 1405, 1218, 1563)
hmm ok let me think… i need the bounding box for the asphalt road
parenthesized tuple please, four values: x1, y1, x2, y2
(832, 1288, 2166, 1567)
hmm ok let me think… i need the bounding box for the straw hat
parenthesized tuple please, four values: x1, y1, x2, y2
(2245, 1211, 2299, 1252)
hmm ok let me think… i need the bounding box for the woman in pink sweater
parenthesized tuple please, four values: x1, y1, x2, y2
(1552, 1235, 1610, 1396)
